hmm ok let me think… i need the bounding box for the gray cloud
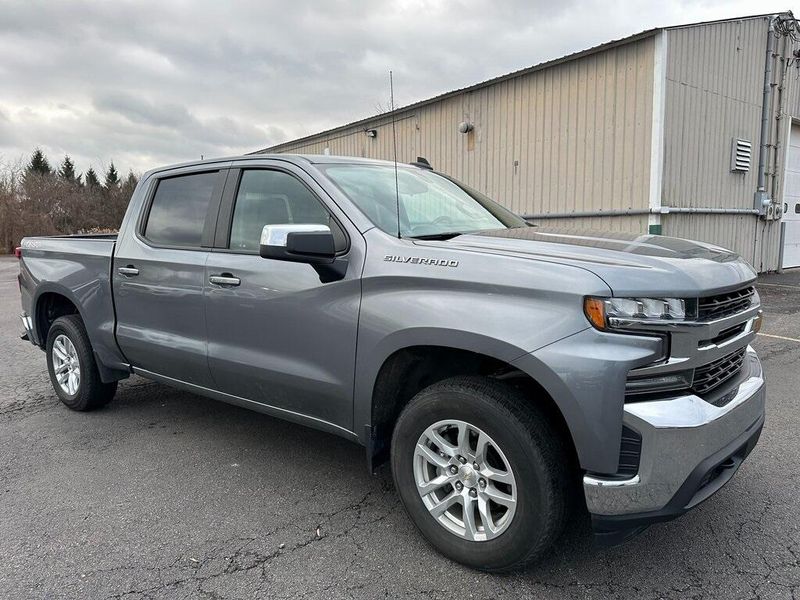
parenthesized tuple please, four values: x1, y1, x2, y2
(93, 94, 196, 130)
(0, 0, 787, 175)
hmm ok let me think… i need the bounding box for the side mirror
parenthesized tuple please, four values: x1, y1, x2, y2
(259, 224, 336, 264)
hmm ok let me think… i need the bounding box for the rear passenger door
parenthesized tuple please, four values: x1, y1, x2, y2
(113, 166, 228, 387)
(204, 161, 364, 432)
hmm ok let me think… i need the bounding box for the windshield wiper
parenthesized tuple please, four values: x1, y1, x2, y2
(407, 232, 464, 240)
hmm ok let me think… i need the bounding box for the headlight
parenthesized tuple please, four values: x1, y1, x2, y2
(584, 296, 696, 330)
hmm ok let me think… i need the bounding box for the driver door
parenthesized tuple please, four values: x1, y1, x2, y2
(203, 162, 364, 432)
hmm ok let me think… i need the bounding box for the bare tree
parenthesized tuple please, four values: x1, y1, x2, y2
(0, 150, 140, 253)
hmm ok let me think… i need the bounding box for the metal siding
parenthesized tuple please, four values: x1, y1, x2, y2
(662, 18, 783, 270)
(271, 38, 656, 231)
(664, 19, 765, 209)
(531, 215, 649, 231)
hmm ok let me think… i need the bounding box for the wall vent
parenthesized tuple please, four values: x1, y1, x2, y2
(731, 138, 751, 172)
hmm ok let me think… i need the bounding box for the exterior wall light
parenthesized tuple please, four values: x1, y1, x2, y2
(365, 129, 377, 138)
(458, 121, 474, 134)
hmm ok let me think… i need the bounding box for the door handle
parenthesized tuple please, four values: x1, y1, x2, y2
(209, 274, 241, 287)
(118, 266, 139, 277)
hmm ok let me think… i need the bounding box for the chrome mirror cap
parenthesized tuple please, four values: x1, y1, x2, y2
(260, 224, 331, 248)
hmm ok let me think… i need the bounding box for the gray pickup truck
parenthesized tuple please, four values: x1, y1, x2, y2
(18, 154, 765, 571)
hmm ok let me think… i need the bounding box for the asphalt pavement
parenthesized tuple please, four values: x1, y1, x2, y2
(0, 254, 798, 599)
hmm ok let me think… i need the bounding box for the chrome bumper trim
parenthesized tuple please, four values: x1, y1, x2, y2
(583, 474, 640, 488)
(624, 352, 762, 428)
(584, 346, 765, 516)
(20, 313, 34, 343)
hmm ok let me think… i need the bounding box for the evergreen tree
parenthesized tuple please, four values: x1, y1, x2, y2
(58, 155, 79, 183)
(84, 167, 100, 187)
(27, 148, 52, 175)
(124, 170, 137, 187)
(103, 161, 120, 189)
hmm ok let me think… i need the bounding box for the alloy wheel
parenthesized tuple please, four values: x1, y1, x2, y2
(52, 334, 81, 395)
(413, 419, 517, 541)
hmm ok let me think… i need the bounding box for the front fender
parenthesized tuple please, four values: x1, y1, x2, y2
(353, 229, 619, 450)
(512, 328, 663, 473)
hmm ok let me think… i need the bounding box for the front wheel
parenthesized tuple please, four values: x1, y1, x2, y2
(391, 376, 569, 572)
(46, 315, 117, 411)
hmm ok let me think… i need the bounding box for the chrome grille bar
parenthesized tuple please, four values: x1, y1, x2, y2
(698, 287, 755, 321)
(691, 347, 747, 395)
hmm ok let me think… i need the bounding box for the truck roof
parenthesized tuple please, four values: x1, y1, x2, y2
(142, 153, 412, 179)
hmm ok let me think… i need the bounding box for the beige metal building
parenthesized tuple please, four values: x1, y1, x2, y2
(257, 13, 800, 272)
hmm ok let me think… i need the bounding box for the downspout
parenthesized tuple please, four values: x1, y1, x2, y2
(522, 206, 760, 220)
(773, 32, 790, 272)
(648, 30, 668, 235)
(754, 15, 778, 213)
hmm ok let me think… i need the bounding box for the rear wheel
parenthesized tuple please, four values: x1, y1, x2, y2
(46, 315, 117, 411)
(391, 376, 569, 572)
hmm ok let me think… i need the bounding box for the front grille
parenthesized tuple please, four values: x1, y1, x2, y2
(699, 323, 746, 347)
(692, 347, 747, 395)
(698, 286, 755, 321)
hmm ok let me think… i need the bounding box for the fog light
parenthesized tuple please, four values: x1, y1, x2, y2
(625, 370, 693, 396)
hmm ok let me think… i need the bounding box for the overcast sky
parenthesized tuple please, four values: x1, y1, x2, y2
(0, 0, 792, 176)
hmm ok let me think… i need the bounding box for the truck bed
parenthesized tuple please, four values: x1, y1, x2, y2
(18, 234, 127, 379)
(34, 233, 119, 240)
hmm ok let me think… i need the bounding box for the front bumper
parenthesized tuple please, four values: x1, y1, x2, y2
(584, 346, 765, 544)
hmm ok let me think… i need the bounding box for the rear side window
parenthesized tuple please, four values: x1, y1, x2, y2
(144, 171, 219, 247)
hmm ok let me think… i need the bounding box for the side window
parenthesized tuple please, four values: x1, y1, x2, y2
(144, 171, 219, 247)
(229, 170, 344, 253)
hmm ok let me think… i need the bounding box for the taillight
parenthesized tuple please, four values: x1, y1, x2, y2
(14, 246, 22, 259)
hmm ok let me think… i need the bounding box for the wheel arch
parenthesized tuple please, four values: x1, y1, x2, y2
(33, 285, 129, 384)
(360, 336, 579, 474)
(33, 286, 82, 347)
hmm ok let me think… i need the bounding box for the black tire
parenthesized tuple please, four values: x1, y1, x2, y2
(45, 315, 117, 411)
(391, 376, 570, 572)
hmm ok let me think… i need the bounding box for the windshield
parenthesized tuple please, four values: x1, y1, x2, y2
(320, 164, 527, 238)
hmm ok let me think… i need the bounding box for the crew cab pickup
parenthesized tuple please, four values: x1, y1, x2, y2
(18, 154, 766, 571)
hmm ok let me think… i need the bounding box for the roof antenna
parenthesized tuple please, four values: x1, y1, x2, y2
(389, 70, 401, 239)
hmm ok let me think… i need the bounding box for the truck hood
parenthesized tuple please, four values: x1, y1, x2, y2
(435, 227, 757, 297)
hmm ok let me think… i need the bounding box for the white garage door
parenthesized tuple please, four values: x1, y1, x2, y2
(783, 123, 800, 268)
